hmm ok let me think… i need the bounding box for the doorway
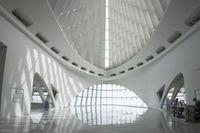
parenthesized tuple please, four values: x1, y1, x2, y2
(0, 41, 7, 114)
(161, 73, 185, 110)
(31, 73, 56, 112)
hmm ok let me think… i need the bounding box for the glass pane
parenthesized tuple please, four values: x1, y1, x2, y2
(83, 90, 87, 96)
(82, 97, 86, 106)
(97, 90, 101, 97)
(107, 90, 112, 97)
(88, 89, 92, 97)
(105, 41, 109, 49)
(76, 96, 81, 106)
(105, 50, 109, 59)
(96, 98, 100, 105)
(102, 91, 106, 98)
(87, 97, 91, 105)
(102, 84, 107, 90)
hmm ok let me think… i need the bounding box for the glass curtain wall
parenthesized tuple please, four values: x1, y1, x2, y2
(71, 84, 147, 108)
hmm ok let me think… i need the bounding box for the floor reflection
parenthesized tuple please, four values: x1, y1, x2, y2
(0, 106, 200, 133)
(29, 109, 83, 133)
(0, 108, 82, 133)
(70, 105, 147, 126)
(160, 111, 200, 133)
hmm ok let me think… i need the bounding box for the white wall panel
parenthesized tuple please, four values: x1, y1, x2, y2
(109, 28, 200, 109)
(0, 15, 99, 117)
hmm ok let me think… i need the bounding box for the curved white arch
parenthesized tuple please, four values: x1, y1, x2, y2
(160, 73, 185, 109)
(32, 72, 57, 109)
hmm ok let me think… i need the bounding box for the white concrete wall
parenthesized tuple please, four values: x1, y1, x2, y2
(0, 15, 99, 117)
(109, 28, 200, 109)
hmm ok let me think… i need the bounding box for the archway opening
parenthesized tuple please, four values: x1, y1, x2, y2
(0, 42, 7, 115)
(161, 73, 185, 111)
(70, 84, 148, 125)
(31, 73, 56, 112)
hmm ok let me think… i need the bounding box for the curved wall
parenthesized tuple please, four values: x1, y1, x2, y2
(109, 26, 200, 109)
(0, 15, 100, 117)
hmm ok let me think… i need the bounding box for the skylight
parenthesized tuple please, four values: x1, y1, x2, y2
(52, 0, 171, 69)
(105, 0, 109, 68)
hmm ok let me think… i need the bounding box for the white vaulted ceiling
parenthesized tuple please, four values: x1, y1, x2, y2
(51, 0, 105, 68)
(50, 0, 171, 69)
(2, 0, 199, 79)
(108, 0, 170, 68)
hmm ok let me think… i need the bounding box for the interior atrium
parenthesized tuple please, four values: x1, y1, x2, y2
(0, 0, 200, 133)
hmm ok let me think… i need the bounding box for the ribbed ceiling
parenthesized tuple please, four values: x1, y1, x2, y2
(50, 0, 171, 69)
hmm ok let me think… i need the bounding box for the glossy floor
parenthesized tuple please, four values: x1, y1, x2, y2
(0, 106, 200, 133)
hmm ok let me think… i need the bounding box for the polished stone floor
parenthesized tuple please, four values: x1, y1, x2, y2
(0, 106, 200, 133)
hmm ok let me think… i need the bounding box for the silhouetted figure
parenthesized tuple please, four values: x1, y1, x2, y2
(177, 100, 185, 118)
(193, 98, 200, 107)
(45, 100, 49, 111)
(172, 98, 179, 117)
(193, 98, 200, 121)
(173, 98, 179, 106)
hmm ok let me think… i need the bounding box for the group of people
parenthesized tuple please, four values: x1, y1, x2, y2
(173, 98, 186, 107)
(172, 98, 186, 118)
(171, 98, 200, 121)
